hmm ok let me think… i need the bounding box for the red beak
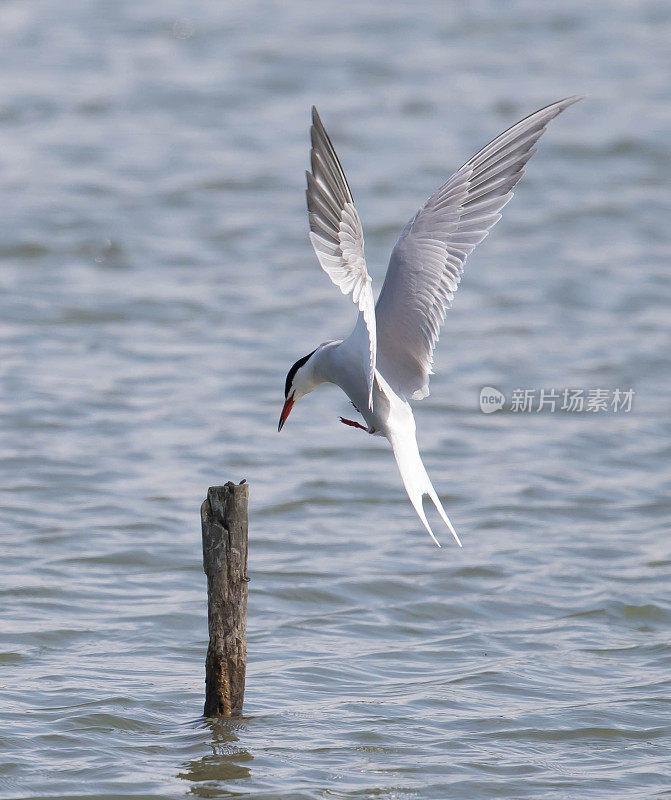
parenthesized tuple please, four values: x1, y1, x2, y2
(278, 396, 295, 432)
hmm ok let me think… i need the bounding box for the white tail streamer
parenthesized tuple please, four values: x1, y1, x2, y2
(389, 429, 462, 548)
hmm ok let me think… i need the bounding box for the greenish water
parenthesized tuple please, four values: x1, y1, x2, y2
(1, 1, 670, 797)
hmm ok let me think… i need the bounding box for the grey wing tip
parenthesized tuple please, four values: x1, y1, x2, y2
(557, 94, 585, 108)
(549, 95, 585, 116)
(310, 107, 325, 151)
(528, 94, 584, 125)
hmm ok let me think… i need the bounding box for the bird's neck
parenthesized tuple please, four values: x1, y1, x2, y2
(309, 340, 342, 385)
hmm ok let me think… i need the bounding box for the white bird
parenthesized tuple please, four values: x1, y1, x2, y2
(279, 97, 582, 547)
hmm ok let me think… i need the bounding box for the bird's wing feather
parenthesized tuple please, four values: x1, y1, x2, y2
(306, 106, 376, 408)
(375, 95, 583, 400)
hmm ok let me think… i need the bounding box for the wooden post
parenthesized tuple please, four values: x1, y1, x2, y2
(201, 481, 249, 717)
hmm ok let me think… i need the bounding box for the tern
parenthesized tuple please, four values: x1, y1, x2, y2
(279, 96, 582, 546)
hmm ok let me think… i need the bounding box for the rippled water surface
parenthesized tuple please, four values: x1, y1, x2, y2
(1, 1, 670, 798)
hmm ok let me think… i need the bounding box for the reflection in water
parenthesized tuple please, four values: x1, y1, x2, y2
(179, 719, 253, 791)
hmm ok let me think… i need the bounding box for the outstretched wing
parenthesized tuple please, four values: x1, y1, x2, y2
(306, 106, 376, 409)
(375, 95, 583, 400)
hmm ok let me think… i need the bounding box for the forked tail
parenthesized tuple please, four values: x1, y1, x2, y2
(390, 429, 462, 548)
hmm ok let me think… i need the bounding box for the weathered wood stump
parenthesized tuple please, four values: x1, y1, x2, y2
(201, 481, 249, 717)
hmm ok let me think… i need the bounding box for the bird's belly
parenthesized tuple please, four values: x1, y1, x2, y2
(324, 342, 409, 438)
(344, 370, 408, 439)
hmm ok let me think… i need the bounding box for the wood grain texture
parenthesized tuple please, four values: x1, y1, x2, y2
(202, 481, 248, 717)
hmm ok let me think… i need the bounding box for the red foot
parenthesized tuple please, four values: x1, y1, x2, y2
(339, 417, 376, 434)
(339, 416, 367, 430)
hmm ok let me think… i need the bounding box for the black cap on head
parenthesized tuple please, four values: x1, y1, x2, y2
(284, 349, 317, 398)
